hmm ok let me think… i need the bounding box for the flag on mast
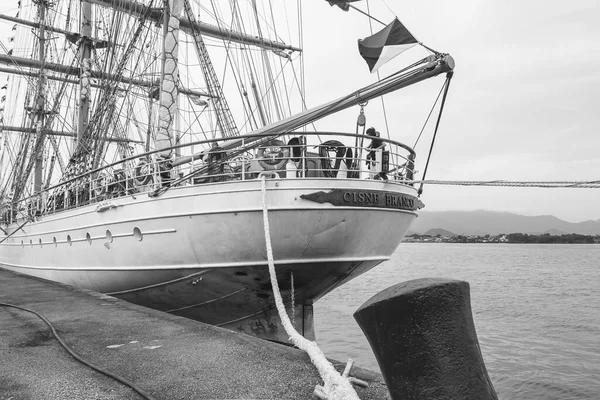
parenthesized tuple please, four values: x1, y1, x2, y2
(358, 18, 418, 73)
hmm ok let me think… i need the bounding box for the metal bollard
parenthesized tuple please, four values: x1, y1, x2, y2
(354, 278, 498, 400)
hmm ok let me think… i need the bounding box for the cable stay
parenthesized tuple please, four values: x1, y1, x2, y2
(407, 180, 600, 189)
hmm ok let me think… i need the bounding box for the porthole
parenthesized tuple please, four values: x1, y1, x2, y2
(39, 238, 43, 248)
(106, 230, 113, 243)
(30, 239, 33, 248)
(67, 235, 72, 246)
(86, 233, 92, 245)
(53, 237, 57, 247)
(21, 240, 24, 248)
(133, 227, 143, 241)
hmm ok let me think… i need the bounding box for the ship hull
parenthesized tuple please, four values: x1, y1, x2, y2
(0, 178, 417, 341)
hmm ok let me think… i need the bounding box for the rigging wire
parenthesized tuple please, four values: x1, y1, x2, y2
(233, 1, 271, 127)
(348, 4, 385, 26)
(418, 73, 453, 196)
(209, 0, 254, 135)
(413, 82, 446, 148)
(0, 36, 75, 176)
(366, 0, 391, 141)
(222, 2, 262, 131)
(266, 0, 291, 120)
(257, 1, 285, 123)
(378, 0, 396, 17)
(297, 0, 305, 117)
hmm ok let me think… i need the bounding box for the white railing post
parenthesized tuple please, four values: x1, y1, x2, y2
(191, 144, 195, 185)
(301, 136, 306, 178)
(241, 138, 245, 181)
(125, 164, 130, 194)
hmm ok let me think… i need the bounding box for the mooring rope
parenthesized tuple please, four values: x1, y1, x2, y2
(408, 180, 600, 189)
(289, 271, 296, 327)
(260, 175, 360, 400)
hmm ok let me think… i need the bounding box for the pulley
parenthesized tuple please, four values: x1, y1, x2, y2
(357, 101, 367, 127)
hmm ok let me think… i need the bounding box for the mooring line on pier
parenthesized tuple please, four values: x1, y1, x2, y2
(260, 175, 361, 400)
(0, 302, 157, 400)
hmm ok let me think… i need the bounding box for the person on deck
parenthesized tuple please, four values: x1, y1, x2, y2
(365, 127, 385, 179)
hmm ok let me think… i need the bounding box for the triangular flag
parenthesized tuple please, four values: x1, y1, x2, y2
(358, 18, 418, 73)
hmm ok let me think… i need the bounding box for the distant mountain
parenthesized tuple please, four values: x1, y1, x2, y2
(409, 210, 600, 236)
(423, 228, 457, 237)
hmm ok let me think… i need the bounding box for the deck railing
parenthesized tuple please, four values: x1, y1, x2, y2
(3, 131, 417, 223)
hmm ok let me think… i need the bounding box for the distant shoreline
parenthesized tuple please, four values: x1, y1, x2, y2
(404, 233, 600, 244)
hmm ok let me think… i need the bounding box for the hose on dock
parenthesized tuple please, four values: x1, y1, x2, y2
(260, 175, 361, 400)
(0, 302, 157, 400)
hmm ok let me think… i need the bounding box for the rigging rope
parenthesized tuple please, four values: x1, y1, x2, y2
(413, 82, 446, 148)
(260, 175, 360, 400)
(418, 72, 453, 196)
(348, 4, 385, 26)
(0, 219, 29, 244)
(289, 271, 295, 326)
(407, 180, 600, 189)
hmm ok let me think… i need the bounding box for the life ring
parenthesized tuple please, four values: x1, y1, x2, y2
(257, 139, 290, 170)
(134, 159, 153, 187)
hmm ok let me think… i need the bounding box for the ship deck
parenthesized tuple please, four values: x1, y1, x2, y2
(0, 267, 389, 399)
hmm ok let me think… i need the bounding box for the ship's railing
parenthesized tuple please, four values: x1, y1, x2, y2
(4, 131, 417, 222)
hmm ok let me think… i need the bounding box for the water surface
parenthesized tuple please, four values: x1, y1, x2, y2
(315, 244, 600, 399)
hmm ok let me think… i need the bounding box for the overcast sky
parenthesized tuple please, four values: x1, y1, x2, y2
(300, 0, 599, 222)
(0, 0, 597, 222)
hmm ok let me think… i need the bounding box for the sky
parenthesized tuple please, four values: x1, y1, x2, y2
(297, 0, 600, 222)
(0, 0, 598, 222)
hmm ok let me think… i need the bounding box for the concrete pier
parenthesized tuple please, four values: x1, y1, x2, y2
(0, 268, 389, 399)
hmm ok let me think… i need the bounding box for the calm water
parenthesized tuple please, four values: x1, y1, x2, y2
(315, 244, 600, 400)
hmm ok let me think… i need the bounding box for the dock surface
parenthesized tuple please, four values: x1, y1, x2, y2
(0, 268, 389, 399)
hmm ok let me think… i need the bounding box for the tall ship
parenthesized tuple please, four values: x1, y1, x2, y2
(0, 0, 453, 342)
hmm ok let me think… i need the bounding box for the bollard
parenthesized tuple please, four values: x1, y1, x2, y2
(353, 278, 498, 400)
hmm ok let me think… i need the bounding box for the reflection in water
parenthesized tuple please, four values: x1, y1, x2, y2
(315, 243, 600, 400)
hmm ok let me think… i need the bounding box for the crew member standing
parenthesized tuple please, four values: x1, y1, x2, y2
(366, 127, 385, 179)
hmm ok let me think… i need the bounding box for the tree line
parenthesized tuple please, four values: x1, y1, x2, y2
(406, 233, 600, 244)
(505, 233, 598, 244)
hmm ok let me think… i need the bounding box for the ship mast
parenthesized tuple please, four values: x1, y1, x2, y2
(33, 0, 48, 194)
(77, 1, 93, 153)
(156, 0, 182, 158)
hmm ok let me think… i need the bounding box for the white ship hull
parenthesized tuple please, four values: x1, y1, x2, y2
(0, 178, 417, 341)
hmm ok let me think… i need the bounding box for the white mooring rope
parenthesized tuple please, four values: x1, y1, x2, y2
(260, 175, 361, 400)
